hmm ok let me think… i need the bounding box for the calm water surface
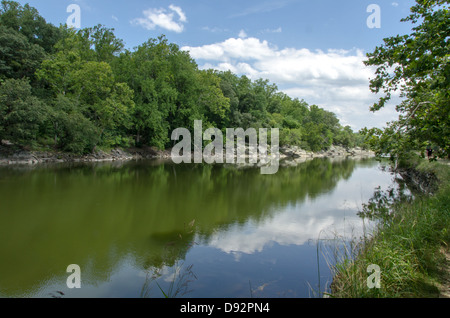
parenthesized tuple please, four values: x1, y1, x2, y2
(0, 158, 401, 298)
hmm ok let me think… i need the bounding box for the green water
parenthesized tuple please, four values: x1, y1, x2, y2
(0, 158, 399, 298)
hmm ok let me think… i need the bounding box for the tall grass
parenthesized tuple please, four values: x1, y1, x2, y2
(329, 157, 450, 298)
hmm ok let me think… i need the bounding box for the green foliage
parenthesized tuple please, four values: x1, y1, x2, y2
(0, 0, 62, 54)
(331, 159, 450, 298)
(58, 112, 100, 154)
(335, 126, 357, 149)
(0, 78, 48, 144)
(0, 1, 360, 154)
(363, 0, 449, 159)
(111, 36, 188, 148)
(0, 26, 45, 80)
(44, 95, 98, 154)
(280, 128, 304, 148)
(196, 69, 230, 127)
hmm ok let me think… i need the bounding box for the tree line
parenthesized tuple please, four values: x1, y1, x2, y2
(0, 1, 365, 155)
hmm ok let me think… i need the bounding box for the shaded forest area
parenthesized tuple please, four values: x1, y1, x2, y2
(0, 1, 365, 155)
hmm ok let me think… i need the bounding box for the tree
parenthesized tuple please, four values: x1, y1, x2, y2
(112, 36, 207, 149)
(77, 24, 124, 63)
(0, 1, 62, 54)
(63, 61, 134, 148)
(45, 95, 100, 154)
(37, 29, 134, 150)
(112, 36, 179, 148)
(364, 0, 449, 158)
(303, 123, 326, 152)
(0, 26, 45, 80)
(36, 48, 83, 96)
(335, 126, 356, 149)
(0, 78, 48, 145)
(94, 82, 135, 147)
(196, 69, 230, 128)
(217, 71, 240, 121)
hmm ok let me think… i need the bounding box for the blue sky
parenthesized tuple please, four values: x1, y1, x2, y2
(17, 0, 417, 130)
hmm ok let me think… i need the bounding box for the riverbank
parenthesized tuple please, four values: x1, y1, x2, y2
(329, 155, 450, 298)
(0, 142, 374, 166)
(0, 143, 172, 166)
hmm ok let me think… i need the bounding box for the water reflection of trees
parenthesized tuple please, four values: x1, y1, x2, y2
(0, 158, 377, 296)
(357, 174, 413, 221)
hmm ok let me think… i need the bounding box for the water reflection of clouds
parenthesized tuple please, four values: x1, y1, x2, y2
(206, 208, 366, 256)
(207, 215, 334, 255)
(206, 165, 396, 256)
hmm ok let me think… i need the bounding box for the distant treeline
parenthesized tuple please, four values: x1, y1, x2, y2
(0, 1, 365, 155)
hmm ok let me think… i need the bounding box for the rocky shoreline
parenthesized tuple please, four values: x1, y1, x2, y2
(0, 143, 172, 166)
(277, 145, 375, 167)
(0, 142, 374, 166)
(279, 145, 374, 159)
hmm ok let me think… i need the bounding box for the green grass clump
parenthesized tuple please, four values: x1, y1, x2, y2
(330, 158, 450, 298)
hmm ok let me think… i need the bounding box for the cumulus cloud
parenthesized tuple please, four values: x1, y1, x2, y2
(168, 4, 187, 22)
(183, 37, 275, 62)
(182, 37, 400, 130)
(132, 4, 187, 33)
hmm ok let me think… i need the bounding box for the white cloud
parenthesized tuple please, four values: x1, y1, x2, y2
(392, 2, 399, 7)
(169, 4, 187, 23)
(182, 37, 401, 130)
(132, 5, 187, 33)
(238, 29, 248, 38)
(183, 37, 275, 61)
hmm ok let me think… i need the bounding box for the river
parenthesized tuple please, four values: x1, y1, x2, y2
(0, 158, 402, 298)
